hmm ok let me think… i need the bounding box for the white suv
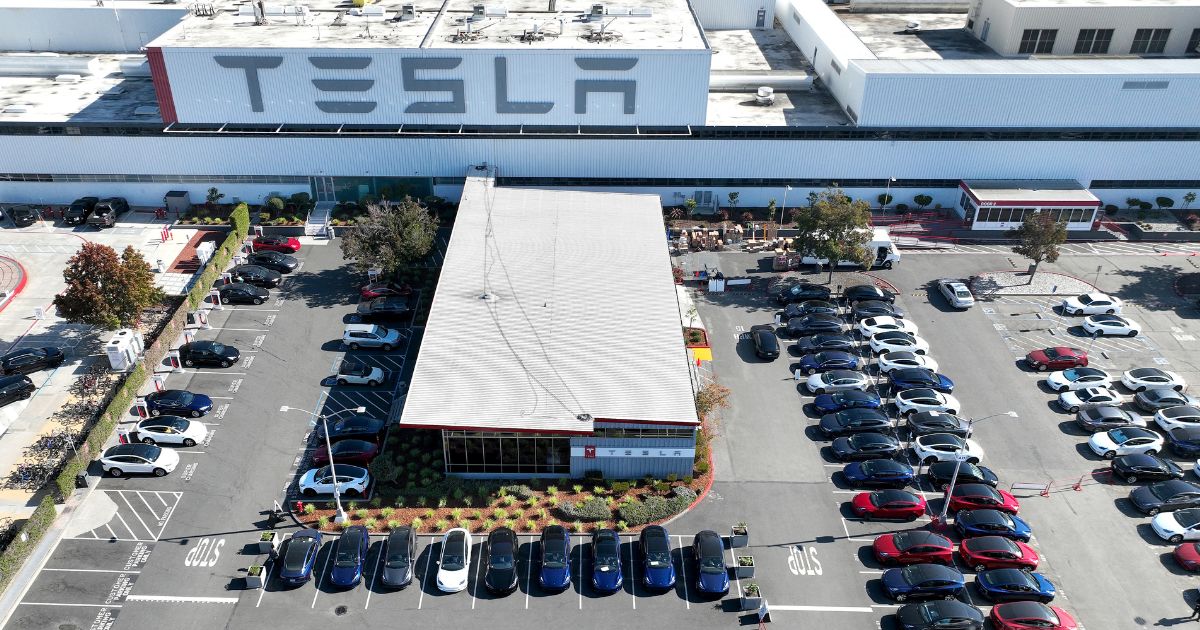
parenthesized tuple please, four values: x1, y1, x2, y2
(343, 324, 402, 351)
(335, 360, 385, 386)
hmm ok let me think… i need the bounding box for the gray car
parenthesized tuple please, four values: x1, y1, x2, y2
(381, 526, 417, 588)
(1135, 388, 1200, 413)
(936, 279, 975, 309)
(1076, 406, 1145, 432)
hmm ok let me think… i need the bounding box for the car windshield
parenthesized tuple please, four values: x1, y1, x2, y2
(1110, 428, 1138, 443)
(1078, 294, 1095, 305)
(385, 548, 410, 569)
(647, 550, 671, 568)
(1063, 369, 1081, 380)
(207, 342, 226, 354)
(596, 539, 619, 569)
(1176, 510, 1200, 528)
(543, 550, 567, 569)
(442, 554, 465, 571)
(1044, 348, 1062, 359)
(166, 418, 189, 431)
(335, 542, 361, 567)
(490, 542, 515, 569)
(955, 289, 971, 298)
(174, 391, 194, 405)
(283, 540, 312, 571)
(376, 326, 390, 336)
(137, 445, 162, 460)
(1151, 482, 1187, 500)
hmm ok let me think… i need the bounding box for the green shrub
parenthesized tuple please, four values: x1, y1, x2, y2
(610, 481, 631, 495)
(354, 509, 369, 520)
(369, 497, 382, 508)
(694, 460, 710, 475)
(502, 496, 516, 507)
(546, 486, 558, 497)
(571, 520, 583, 532)
(500, 484, 534, 499)
(267, 197, 285, 211)
(437, 497, 448, 509)
(318, 516, 330, 529)
(483, 518, 495, 531)
(493, 507, 509, 521)
(556, 497, 611, 522)
(615, 487, 698, 527)
(472, 510, 483, 520)
(0, 496, 57, 591)
(304, 503, 317, 515)
(411, 517, 423, 530)
(435, 519, 448, 531)
(682, 476, 694, 485)
(258, 212, 271, 223)
(525, 497, 539, 508)
(387, 519, 400, 530)
(653, 481, 671, 494)
(364, 518, 378, 530)
(572, 484, 584, 494)
(450, 508, 463, 520)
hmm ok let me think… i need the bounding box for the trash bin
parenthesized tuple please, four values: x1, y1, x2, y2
(74, 472, 89, 489)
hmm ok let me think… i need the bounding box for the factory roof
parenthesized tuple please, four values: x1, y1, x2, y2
(961, 180, 1102, 206)
(0, 55, 161, 123)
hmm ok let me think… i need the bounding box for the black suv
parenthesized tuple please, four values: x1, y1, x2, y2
(87, 197, 130, 228)
(0, 374, 36, 408)
(355, 297, 413, 323)
(63, 197, 99, 226)
(6, 205, 38, 228)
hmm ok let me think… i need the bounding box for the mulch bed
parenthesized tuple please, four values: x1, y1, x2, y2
(167, 230, 226, 274)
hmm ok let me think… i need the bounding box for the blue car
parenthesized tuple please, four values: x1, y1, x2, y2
(1167, 427, 1200, 457)
(539, 525, 572, 590)
(278, 529, 323, 586)
(888, 368, 955, 394)
(329, 525, 369, 588)
(812, 390, 882, 414)
(692, 530, 729, 595)
(639, 525, 675, 589)
(881, 563, 965, 601)
(591, 529, 623, 593)
(843, 459, 914, 488)
(145, 389, 213, 418)
(975, 568, 1055, 603)
(798, 351, 860, 375)
(955, 509, 1033, 542)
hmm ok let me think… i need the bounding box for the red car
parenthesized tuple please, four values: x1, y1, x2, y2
(359, 281, 413, 300)
(252, 235, 301, 254)
(958, 535, 1039, 572)
(990, 602, 1077, 630)
(309, 439, 380, 467)
(947, 484, 1021, 514)
(873, 531, 954, 565)
(1025, 347, 1087, 372)
(852, 489, 927, 521)
(1174, 542, 1200, 571)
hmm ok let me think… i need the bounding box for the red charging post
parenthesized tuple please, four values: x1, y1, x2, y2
(134, 398, 148, 418)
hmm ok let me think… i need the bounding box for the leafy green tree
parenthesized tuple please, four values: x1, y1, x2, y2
(877, 193, 893, 207)
(726, 192, 740, 210)
(1157, 196, 1175, 210)
(1184, 192, 1197, 210)
(54, 243, 164, 329)
(230, 202, 250, 239)
(684, 198, 698, 218)
(1012, 212, 1067, 279)
(205, 187, 224, 207)
(792, 187, 873, 284)
(339, 198, 438, 277)
(913, 194, 933, 210)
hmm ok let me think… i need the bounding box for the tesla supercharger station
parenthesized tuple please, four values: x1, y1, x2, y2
(220, 272, 232, 285)
(253, 226, 264, 237)
(209, 289, 223, 310)
(183, 330, 195, 345)
(196, 310, 211, 330)
(368, 268, 381, 282)
(151, 374, 167, 391)
(133, 397, 148, 418)
(232, 255, 246, 266)
(166, 349, 184, 373)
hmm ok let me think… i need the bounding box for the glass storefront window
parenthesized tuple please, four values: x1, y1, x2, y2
(443, 432, 570, 475)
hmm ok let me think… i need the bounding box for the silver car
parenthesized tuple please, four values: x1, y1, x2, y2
(936, 279, 975, 309)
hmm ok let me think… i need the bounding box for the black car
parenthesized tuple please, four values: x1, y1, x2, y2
(894, 600, 984, 630)
(926, 461, 999, 490)
(315, 415, 386, 444)
(0, 374, 35, 408)
(484, 527, 519, 594)
(851, 300, 904, 320)
(1075, 406, 1143, 433)
(230, 264, 282, 288)
(6, 205, 38, 227)
(178, 341, 240, 368)
(906, 411, 970, 437)
(63, 196, 99, 225)
(844, 284, 896, 305)
(831, 432, 902, 461)
(750, 325, 779, 360)
(356, 297, 413, 323)
(0, 347, 64, 375)
(246, 250, 299, 273)
(217, 282, 269, 305)
(1111, 453, 1184, 484)
(795, 333, 856, 354)
(819, 408, 893, 438)
(1129, 479, 1200, 515)
(773, 281, 832, 304)
(784, 300, 840, 318)
(888, 368, 955, 394)
(87, 197, 129, 228)
(786, 313, 845, 337)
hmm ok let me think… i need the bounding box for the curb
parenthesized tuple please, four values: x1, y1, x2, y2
(0, 257, 28, 315)
(663, 439, 716, 528)
(971, 269, 1099, 297)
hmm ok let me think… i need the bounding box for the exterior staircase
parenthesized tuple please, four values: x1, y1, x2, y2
(305, 176, 336, 237)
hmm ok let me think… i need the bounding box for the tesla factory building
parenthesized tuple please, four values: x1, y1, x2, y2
(0, 0, 1198, 217)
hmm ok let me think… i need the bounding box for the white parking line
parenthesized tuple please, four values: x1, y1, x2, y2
(675, 535, 690, 610)
(124, 595, 238, 604)
(524, 538, 533, 609)
(19, 602, 121, 608)
(117, 493, 155, 540)
(41, 568, 141, 574)
(136, 492, 161, 521)
(255, 558, 271, 608)
(626, 535, 636, 609)
(770, 604, 875, 612)
(104, 524, 117, 540)
(206, 328, 270, 332)
(417, 546, 433, 610)
(575, 541, 582, 610)
(364, 544, 384, 609)
(153, 493, 168, 507)
(471, 543, 485, 609)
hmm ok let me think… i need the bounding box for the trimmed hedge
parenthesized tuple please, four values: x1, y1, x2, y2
(615, 487, 697, 527)
(186, 230, 241, 309)
(556, 497, 612, 522)
(0, 496, 57, 591)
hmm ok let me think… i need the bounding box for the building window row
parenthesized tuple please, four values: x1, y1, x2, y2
(1090, 180, 1200, 189)
(0, 173, 309, 184)
(592, 427, 696, 439)
(1028, 27, 1193, 55)
(975, 207, 1094, 223)
(442, 432, 571, 475)
(1074, 29, 1114, 54)
(1131, 28, 1172, 54)
(1019, 29, 1058, 54)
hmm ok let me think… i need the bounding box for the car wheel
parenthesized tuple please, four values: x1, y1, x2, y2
(345, 488, 360, 498)
(349, 343, 361, 350)
(1055, 385, 1067, 393)
(1149, 507, 1161, 516)
(220, 297, 230, 304)
(1069, 406, 1080, 414)
(191, 410, 201, 418)
(967, 458, 979, 464)
(894, 593, 906, 602)
(1136, 386, 1147, 393)
(883, 261, 893, 270)
(253, 297, 264, 305)
(1127, 330, 1138, 337)
(974, 564, 987, 572)
(150, 409, 161, 416)
(1126, 475, 1139, 484)
(1146, 449, 1158, 456)
(337, 379, 348, 386)
(183, 438, 196, 447)
(184, 359, 194, 367)
(923, 456, 938, 466)
(1175, 385, 1184, 392)
(302, 488, 316, 497)
(806, 368, 816, 375)
(141, 437, 155, 445)
(382, 344, 393, 352)
(1036, 364, 1047, 372)
(1104, 451, 1117, 460)
(108, 468, 123, 477)
(367, 380, 379, 387)
(153, 468, 167, 477)
(1171, 534, 1185, 544)
(813, 388, 825, 395)
(1106, 309, 1115, 314)
(220, 360, 230, 368)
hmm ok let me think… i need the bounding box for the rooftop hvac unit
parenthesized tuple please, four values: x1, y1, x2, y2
(362, 5, 386, 18)
(484, 5, 508, 17)
(629, 6, 652, 16)
(904, 21, 921, 33)
(590, 3, 604, 19)
(400, 3, 415, 19)
(133, 105, 161, 116)
(472, 3, 485, 19)
(755, 86, 775, 106)
(54, 74, 82, 83)
(2, 105, 29, 114)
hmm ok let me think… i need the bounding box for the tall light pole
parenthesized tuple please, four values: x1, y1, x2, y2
(281, 405, 367, 524)
(779, 185, 792, 233)
(935, 410, 1018, 528)
(883, 177, 896, 213)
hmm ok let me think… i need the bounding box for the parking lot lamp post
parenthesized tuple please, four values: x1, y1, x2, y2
(280, 405, 367, 524)
(883, 177, 896, 213)
(935, 410, 1018, 528)
(779, 185, 791, 233)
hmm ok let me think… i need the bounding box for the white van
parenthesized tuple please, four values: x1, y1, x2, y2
(799, 227, 901, 270)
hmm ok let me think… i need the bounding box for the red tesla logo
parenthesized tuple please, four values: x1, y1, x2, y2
(584, 445, 596, 459)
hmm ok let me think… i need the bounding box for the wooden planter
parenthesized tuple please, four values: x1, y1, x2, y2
(684, 327, 709, 348)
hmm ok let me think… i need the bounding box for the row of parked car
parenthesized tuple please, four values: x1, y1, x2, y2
(4, 197, 131, 229)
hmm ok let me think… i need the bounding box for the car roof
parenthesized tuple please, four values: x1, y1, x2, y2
(1117, 453, 1162, 466)
(875, 331, 915, 341)
(824, 369, 861, 380)
(489, 527, 517, 544)
(894, 530, 950, 548)
(542, 525, 567, 542)
(1129, 367, 1165, 378)
(833, 390, 875, 400)
(696, 530, 723, 555)
(962, 509, 1008, 524)
(105, 443, 157, 457)
(997, 601, 1055, 621)
(849, 432, 894, 444)
(963, 536, 1016, 551)
(952, 483, 997, 495)
(905, 563, 960, 581)
(874, 489, 917, 502)
(892, 368, 935, 379)
(388, 526, 413, 545)
(901, 388, 942, 399)
(863, 459, 910, 472)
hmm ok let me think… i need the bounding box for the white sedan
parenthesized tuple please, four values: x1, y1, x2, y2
(1044, 367, 1112, 393)
(1154, 406, 1200, 433)
(806, 369, 870, 395)
(99, 443, 181, 477)
(869, 332, 931, 355)
(1087, 426, 1164, 459)
(1082, 314, 1142, 337)
(298, 464, 371, 497)
(133, 416, 208, 447)
(1061, 292, 1123, 316)
(1057, 386, 1122, 413)
(895, 388, 961, 417)
(878, 351, 940, 375)
(911, 433, 984, 465)
(936, 279, 975, 309)
(857, 317, 919, 338)
(436, 528, 472, 593)
(1122, 367, 1186, 393)
(1152, 509, 1200, 544)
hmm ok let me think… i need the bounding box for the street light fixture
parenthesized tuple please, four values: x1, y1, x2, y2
(935, 410, 1018, 528)
(883, 177, 896, 213)
(280, 405, 367, 524)
(779, 184, 792, 233)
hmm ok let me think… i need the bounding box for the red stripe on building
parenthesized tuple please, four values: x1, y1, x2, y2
(144, 47, 178, 125)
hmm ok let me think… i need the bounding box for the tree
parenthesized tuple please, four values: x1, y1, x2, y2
(205, 187, 224, 208)
(913, 194, 933, 210)
(684, 198, 698, 218)
(339, 197, 438, 277)
(1157, 196, 1175, 210)
(1184, 192, 1197, 210)
(792, 187, 873, 284)
(1011, 212, 1067, 280)
(877, 193, 893, 207)
(54, 243, 164, 330)
(726, 192, 740, 210)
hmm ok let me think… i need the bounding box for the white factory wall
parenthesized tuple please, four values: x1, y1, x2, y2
(689, 0, 774, 30)
(500, 186, 965, 209)
(0, 6, 186, 53)
(0, 182, 309, 207)
(972, 0, 1200, 56)
(160, 47, 711, 126)
(774, 0, 874, 120)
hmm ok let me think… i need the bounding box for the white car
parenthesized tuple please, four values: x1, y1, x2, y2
(806, 369, 870, 395)
(436, 528, 472, 593)
(1154, 406, 1200, 433)
(1045, 367, 1112, 393)
(1152, 509, 1200, 544)
(1082, 314, 1141, 337)
(911, 433, 984, 465)
(1087, 426, 1165, 459)
(298, 464, 371, 497)
(335, 360, 385, 387)
(857, 316, 919, 338)
(1057, 386, 1122, 413)
(877, 351, 940, 375)
(342, 323, 403, 351)
(133, 416, 208, 447)
(869, 332, 931, 355)
(1061, 292, 1123, 316)
(1122, 368, 1186, 393)
(895, 388, 961, 417)
(936, 279, 975, 309)
(99, 443, 181, 477)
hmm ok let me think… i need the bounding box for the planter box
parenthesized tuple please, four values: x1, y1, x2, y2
(245, 565, 265, 589)
(730, 526, 749, 548)
(740, 591, 762, 611)
(258, 225, 307, 237)
(684, 327, 709, 349)
(257, 532, 280, 555)
(733, 556, 755, 578)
